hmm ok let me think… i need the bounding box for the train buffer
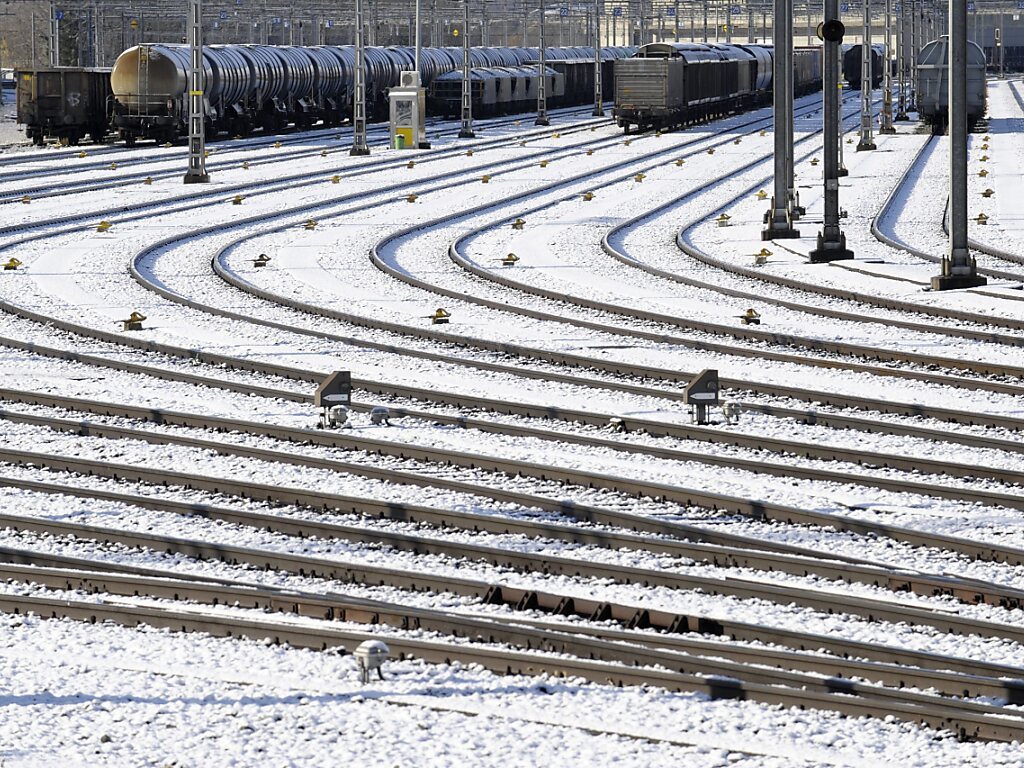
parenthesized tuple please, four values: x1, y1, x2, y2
(499, 253, 520, 267)
(753, 248, 771, 266)
(511, 218, 526, 230)
(737, 308, 761, 325)
(119, 311, 146, 331)
(428, 308, 451, 324)
(716, 214, 731, 227)
(3, 258, 22, 271)
(251, 254, 271, 268)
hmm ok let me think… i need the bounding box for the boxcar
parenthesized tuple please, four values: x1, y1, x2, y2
(16, 67, 112, 145)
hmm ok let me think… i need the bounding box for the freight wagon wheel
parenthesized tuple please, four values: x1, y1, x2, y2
(90, 132, 104, 145)
(124, 135, 137, 148)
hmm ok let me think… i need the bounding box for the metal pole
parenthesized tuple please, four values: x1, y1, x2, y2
(459, 0, 475, 137)
(763, 0, 799, 238)
(807, 1, 812, 45)
(786, 0, 801, 216)
(932, 0, 984, 290)
(748, 6, 754, 42)
(811, 3, 854, 261)
(184, 0, 209, 184)
(536, 3, 550, 125)
(415, 0, 422, 75)
(895, 1, 908, 119)
(880, 0, 895, 131)
(674, 0, 680, 39)
(909, 0, 917, 109)
(594, 0, 604, 114)
(857, 0, 876, 150)
(351, 0, 370, 155)
(639, 0, 646, 44)
(703, 0, 708, 40)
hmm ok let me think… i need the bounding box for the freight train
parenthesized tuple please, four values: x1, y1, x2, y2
(612, 42, 823, 133)
(108, 43, 634, 145)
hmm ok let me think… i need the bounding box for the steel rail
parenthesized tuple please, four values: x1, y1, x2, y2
(0, 102, 600, 170)
(5, 109, 1019, 437)
(2, 590, 1020, 741)
(5, 307, 1024, 464)
(0, 113, 613, 252)
(367, 104, 1024, 392)
(3, 508, 1024, 654)
(2, 557, 1023, 707)
(439, 108, 1024, 383)
(7, 461, 1024, 621)
(4, 382, 1024, 525)
(600, 167, 1024, 350)
(671, 134, 1024, 333)
(8, 397, 1024, 574)
(871, 134, 1024, 284)
(6, 541, 1023, 694)
(0, 110, 612, 205)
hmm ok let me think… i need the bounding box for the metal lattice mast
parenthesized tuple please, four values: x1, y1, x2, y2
(184, 0, 209, 184)
(351, 0, 370, 155)
(932, 0, 984, 290)
(857, 0, 876, 150)
(909, 0, 917, 110)
(762, 0, 798, 239)
(593, 0, 603, 115)
(536, 1, 550, 125)
(459, 0, 476, 137)
(880, 0, 895, 132)
(810, 2, 853, 262)
(895, 1, 908, 120)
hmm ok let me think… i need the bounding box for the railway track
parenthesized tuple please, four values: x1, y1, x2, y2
(669, 131, 1024, 336)
(5, 386, 1024, 614)
(4, 91, 1024, 745)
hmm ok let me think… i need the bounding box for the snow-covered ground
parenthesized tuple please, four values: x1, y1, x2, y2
(2, 75, 1024, 766)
